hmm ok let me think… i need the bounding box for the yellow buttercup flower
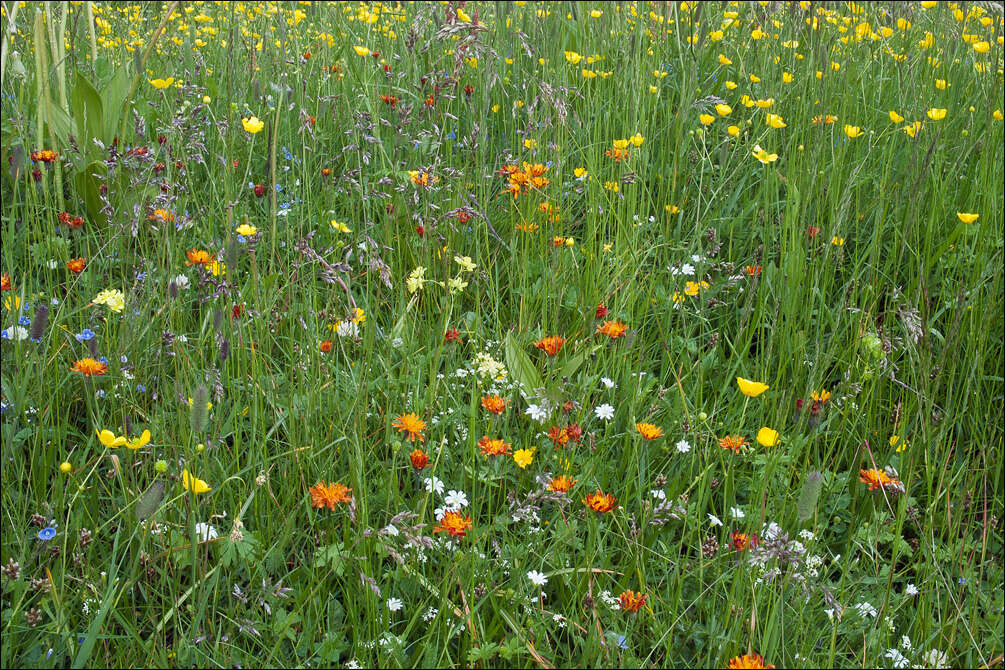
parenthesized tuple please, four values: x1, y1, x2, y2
(715, 104, 732, 116)
(765, 113, 786, 129)
(844, 125, 864, 138)
(353, 45, 370, 56)
(126, 429, 151, 450)
(736, 377, 769, 397)
(149, 77, 175, 89)
(97, 429, 127, 448)
(699, 113, 716, 125)
(182, 469, 212, 494)
(756, 427, 780, 447)
(956, 212, 979, 224)
(242, 116, 264, 133)
(926, 108, 947, 121)
(751, 145, 778, 164)
(889, 111, 904, 123)
(235, 223, 258, 237)
(727, 125, 740, 137)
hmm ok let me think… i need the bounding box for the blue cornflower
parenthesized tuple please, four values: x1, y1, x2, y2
(446, 131, 456, 140)
(38, 527, 57, 541)
(135, 271, 147, 281)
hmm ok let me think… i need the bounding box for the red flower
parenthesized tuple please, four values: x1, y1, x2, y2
(444, 326, 462, 343)
(415, 225, 425, 237)
(254, 184, 266, 197)
(595, 303, 609, 319)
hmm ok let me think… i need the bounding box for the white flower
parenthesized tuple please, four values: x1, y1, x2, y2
(444, 490, 468, 510)
(900, 635, 912, 651)
(386, 597, 403, 612)
(650, 489, 666, 501)
(920, 649, 949, 669)
(525, 403, 551, 423)
(172, 274, 190, 290)
(194, 522, 218, 542)
(46, 259, 60, 269)
(423, 476, 444, 495)
(904, 583, 918, 596)
(382, 524, 399, 537)
(337, 320, 359, 338)
(594, 403, 615, 420)
(3, 326, 28, 341)
(600, 377, 615, 389)
(707, 513, 723, 527)
(884, 648, 910, 669)
(675, 438, 692, 454)
(730, 506, 745, 519)
(855, 601, 878, 618)
(799, 529, 816, 542)
(422, 607, 438, 622)
(527, 570, 548, 586)
(691, 254, 704, 263)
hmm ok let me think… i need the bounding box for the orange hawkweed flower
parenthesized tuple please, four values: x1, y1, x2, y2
(409, 448, 430, 469)
(547, 475, 576, 492)
(66, 258, 86, 274)
(745, 265, 762, 276)
(30, 149, 57, 163)
(186, 249, 215, 266)
(0, 274, 10, 291)
(481, 394, 507, 414)
(434, 510, 473, 538)
(379, 94, 399, 107)
(582, 489, 617, 513)
(595, 320, 628, 338)
(309, 481, 353, 510)
(534, 335, 566, 356)
(727, 652, 775, 669)
(71, 358, 108, 376)
(719, 435, 748, 453)
(477, 436, 512, 456)
(393, 412, 426, 442)
(319, 340, 333, 353)
(547, 425, 571, 448)
(636, 423, 663, 440)
(731, 531, 758, 551)
(619, 590, 648, 612)
(859, 468, 901, 491)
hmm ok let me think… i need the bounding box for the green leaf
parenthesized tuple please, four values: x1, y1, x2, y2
(71, 71, 103, 149)
(504, 331, 544, 395)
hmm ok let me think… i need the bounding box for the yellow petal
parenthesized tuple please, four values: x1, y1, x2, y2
(736, 377, 769, 397)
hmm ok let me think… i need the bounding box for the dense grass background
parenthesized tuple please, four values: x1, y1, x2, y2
(1, 1, 1003, 667)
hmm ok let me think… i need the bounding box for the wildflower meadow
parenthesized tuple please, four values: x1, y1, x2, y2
(1, 1, 1004, 667)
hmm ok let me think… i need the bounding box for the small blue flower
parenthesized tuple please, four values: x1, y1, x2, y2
(237, 235, 247, 244)
(120, 355, 128, 363)
(18, 316, 30, 326)
(137, 384, 146, 393)
(99, 356, 109, 365)
(96, 389, 106, 399)
(446, 131, 456, 140)
(38, 527, 57, 541)
(75, 329, 96, 342)
(135, 271, 147, 281)
(1, 329, 10, 340)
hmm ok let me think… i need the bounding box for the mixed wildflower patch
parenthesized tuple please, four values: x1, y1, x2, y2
(0, 1, 1002, 668)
